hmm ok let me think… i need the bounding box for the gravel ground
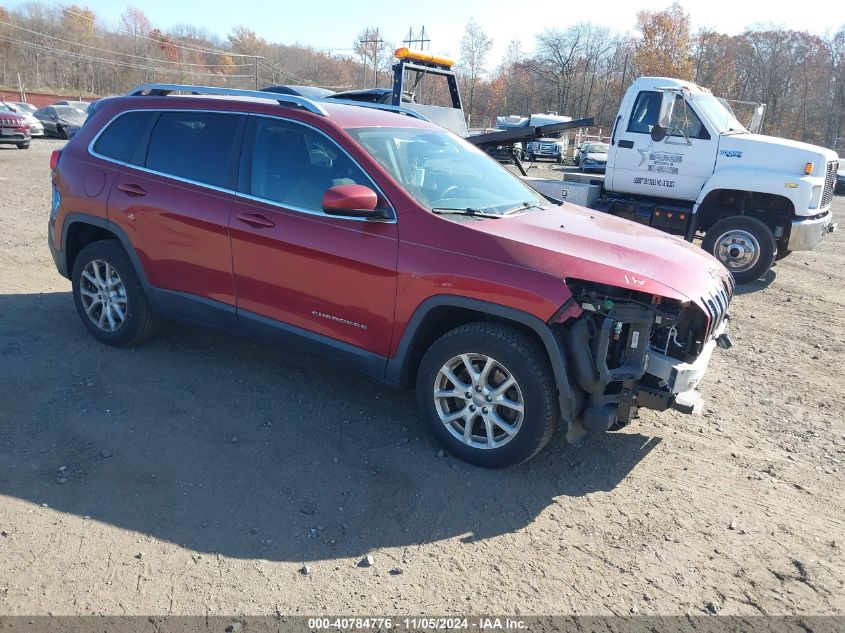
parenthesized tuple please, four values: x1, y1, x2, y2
(0, 141, 843, 617)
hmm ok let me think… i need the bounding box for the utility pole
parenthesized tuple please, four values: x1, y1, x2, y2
(360, 29, 384, 88)
(402, 26, 431, 100)
(254, 56, 260, 90)
(403, 26, 430, 50)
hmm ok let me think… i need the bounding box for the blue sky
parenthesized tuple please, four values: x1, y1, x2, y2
(5, 0, 844, 65)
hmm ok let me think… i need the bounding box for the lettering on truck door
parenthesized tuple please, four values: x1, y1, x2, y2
(611, 91, 717, 201)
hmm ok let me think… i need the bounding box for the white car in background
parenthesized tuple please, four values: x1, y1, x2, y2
(0, 102, 44, 137)
(578, 141, 609, 172)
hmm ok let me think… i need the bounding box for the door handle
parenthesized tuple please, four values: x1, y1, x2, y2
(118, 183, 147, 197)
(618, 140, 634, 149)
(237, 212, 275, 229)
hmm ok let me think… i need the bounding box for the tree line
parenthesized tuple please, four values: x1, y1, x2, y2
(0, 2, 842, 147)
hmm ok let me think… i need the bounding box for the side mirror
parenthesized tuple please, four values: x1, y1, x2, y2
(651, 91, 677, 142)
(657, 92, 676, 128)
(322, 184, 384, 219)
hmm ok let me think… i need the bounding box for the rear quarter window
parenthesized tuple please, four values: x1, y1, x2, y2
(92, 111, 155, 163)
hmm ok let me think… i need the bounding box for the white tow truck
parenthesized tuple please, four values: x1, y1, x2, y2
(538, 77, 838, 283)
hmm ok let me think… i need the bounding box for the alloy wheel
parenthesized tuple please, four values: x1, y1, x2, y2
(433, 353, 525, 449)
(79, 259, 128, 332)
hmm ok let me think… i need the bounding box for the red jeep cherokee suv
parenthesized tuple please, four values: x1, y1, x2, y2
(48, 84, 733, 467)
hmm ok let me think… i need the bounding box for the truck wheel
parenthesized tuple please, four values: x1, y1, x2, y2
(416, 322, 558, 468)
(71, 240, 159, 347)
(702, 216, 776, 284)
(17, 142, 30, 150)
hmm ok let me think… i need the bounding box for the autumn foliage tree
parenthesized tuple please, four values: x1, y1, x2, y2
(634, 2, 694, 79)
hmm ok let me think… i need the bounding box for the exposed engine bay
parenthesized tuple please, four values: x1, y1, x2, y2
(555, 280, 732, 440)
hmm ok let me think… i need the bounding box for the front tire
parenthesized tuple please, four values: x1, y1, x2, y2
(17, 142, 30, 150)
(416, 322, 558, 468)
(57, 125, 67, 140)
(702, 216, 776, 284)
(71, 240, 159, 346)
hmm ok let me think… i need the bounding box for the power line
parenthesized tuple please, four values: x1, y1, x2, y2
(59, 6, 256, 58)
(0, 35, 254, 78)
(0, 20, 253, 67)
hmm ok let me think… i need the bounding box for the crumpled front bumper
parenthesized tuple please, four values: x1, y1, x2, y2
(640, 320, 728, 415)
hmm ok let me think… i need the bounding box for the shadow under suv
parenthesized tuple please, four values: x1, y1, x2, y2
(48, 84, 734, 468)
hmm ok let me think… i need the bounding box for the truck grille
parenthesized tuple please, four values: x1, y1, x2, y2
(822, 161, 838, 208)
(701, 277, 733, 340)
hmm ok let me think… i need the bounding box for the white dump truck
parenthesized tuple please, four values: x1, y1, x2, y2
(531, 77, 838, 283)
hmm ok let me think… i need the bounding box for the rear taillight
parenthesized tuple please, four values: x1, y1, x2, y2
(50, 149, 62, 171)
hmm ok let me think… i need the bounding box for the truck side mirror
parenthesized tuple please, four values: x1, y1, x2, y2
(750, 104, 766, 134)
(658, 92, 676, 128)
(651, 92, 676, 142)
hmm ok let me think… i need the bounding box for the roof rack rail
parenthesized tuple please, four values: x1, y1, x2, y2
(127, 83, 329, 117)
(325, 99, 430, 121)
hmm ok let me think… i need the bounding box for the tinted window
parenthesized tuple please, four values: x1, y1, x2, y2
(146, 112, 241, 188)
(627, 91, 661, 134)
(93, 111, 154, 162)
(246, 117, 379, 213)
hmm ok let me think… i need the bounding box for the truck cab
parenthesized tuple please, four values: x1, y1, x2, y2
(604, 77, 838, 283)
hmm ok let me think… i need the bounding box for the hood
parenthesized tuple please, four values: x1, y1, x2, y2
(58, 115, 86, 127)
(717, 133, 837, 175)
(468, 203, 731, 309)
(585, 152, 607, 161)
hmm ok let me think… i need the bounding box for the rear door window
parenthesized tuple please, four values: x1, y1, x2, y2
(145, 111, 243, 189)
(92, 111, 155, 163)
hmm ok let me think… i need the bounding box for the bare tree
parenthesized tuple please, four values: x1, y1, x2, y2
(458, 19, 492, 123)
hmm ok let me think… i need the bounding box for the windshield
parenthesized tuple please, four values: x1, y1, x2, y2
(54, 106, 87, 118)
(692, 93, 747, 134)
(14, 103, 36, 113)
(588, 143, 609, 153)
(346, 127, 545, 215)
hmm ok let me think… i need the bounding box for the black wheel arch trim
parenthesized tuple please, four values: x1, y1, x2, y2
(59, 212, 152, 290)
(386, 295, 579, 422)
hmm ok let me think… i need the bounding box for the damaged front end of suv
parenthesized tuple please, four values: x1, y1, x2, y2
(552, 277, 734, 443)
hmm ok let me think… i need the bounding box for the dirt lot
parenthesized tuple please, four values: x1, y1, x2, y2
(0, 140, 843, 617)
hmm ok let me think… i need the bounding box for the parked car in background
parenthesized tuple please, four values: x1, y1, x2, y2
(10, 101, 37, 114)
(0, 110, 31, 149)
(54, 100, 91, 110)
(1, 102, 44, 137)
(526, 137, 565, 163)
(33, 105, 87, 139)
(578, 141, 609, 172)
(260, 85, 335, 98)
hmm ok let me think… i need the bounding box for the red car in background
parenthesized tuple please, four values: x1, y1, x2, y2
(0, 111, 31, 149)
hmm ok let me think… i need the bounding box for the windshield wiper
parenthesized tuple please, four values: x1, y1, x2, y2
(499, 201, 548, 215)
(431, 207, 502, 218)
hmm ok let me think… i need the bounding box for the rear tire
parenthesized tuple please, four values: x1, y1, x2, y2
(71, 240, 159, 347)
(416, 322, 558, 468)
(702, 216, 776, 284)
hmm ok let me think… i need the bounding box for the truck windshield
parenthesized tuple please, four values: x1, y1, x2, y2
(692, 93, 747, 135)
(347, 127, 546, 215)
